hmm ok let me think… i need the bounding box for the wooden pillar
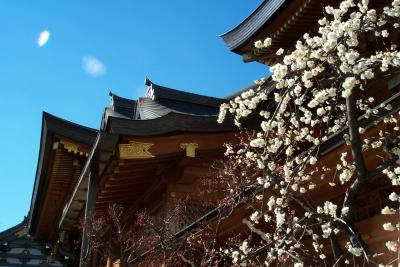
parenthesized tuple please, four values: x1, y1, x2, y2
(79, 163, 99, 267)
(91, 252, 99, 267)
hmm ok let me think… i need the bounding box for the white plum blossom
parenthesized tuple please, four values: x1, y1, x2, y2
(239, 240, 251, 255)
(386, 241, 398, 252)
(389, 192, 399, 201)
(250, 211, 261, 224)
(382, 206, 396, 215)
(231, 250, 240, 264)
(341, 206, 349, 217)
(339, 167, 354, 184)
(254, 40, 263, 49)
(383, 222, 396, 231)
(250, 138, 266, 148)
(264, 37, 272, 47)
(309, 156, 317, 165)
(342, 77, 359, 98)
(346, 242, 363, 257)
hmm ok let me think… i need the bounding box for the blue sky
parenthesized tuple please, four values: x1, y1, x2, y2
(0, 1, 267, 231)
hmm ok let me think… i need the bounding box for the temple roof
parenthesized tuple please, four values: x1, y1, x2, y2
(31, 78, 263, 234)
(0, 219, 27, 242)
(28, 113, 97, 238)
(220, 0, 289, 53)
(105, 78, 226, 123)
(220, 0, 330, 64)
(105, 112, 237, 136)
(109, 92, 137, 119)
(145, 78, 224, 108)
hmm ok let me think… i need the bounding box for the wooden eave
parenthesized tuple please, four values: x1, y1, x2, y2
(58, 132, 119, 230)
(59, 130, 237, 230)
(220, 0, 291, 52)
(222, 0, 391, 65)
(28, 112, 97, 240)
(0, 220, 27, 243)
(59, 80, 246, 231)
(96, 132, 236, 213)
(104, 112, 238, 135)
(221, 0, 322, 63)
(248, 0, 327, 64)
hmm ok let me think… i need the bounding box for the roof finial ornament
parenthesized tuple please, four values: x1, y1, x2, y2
(108, 91, 115, 108)
(144, 76, 152, 87)
(144, 77, 155, 99)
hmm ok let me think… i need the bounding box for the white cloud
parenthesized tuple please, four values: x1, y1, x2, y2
(37, 30, 50, 47)
(82, 56, 106, 77)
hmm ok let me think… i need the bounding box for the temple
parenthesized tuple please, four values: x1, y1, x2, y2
(22, 78, 240, 266)
(1, 0, 399, 266)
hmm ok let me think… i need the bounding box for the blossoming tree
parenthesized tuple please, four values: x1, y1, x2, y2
(82, 1, 400, 266)
(216, 0, 400, 265)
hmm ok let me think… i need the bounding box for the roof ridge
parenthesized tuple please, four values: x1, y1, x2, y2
(108, 92, 137, 119)
(144, 78, 224, 108)
(43, 112, 98, 133)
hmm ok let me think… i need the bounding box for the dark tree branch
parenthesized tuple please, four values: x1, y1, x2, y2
(346, 91, 368, 177)
(330, 236, 344, 267)
(343, 91, 369, 217)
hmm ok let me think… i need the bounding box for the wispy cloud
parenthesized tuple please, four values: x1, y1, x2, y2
(37, 30, 50, 47)
(82, 56, 106, 77)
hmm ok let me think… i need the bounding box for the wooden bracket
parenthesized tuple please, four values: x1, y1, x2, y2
(180, 143, 198, 157)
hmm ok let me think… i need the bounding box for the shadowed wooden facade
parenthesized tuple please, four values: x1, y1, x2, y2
(22, 78, 242, 266)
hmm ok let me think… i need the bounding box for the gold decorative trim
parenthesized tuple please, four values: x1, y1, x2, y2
(119, 141, 155, 159)
(60, 140, 80, 154)
(180, 143, 198, 157)
(60, 140, 88, 156)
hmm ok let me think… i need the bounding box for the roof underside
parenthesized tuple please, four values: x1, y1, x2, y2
(221, 1, 388, 65)
(28, 113, 98, 239)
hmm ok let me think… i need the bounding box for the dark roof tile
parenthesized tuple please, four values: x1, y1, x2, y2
(146, 78, 224, 108)
(220, 0, 289, 52)
(109, 92, 137, 118)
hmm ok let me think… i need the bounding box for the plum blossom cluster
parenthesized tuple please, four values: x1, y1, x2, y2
(217, 0, 400, 265)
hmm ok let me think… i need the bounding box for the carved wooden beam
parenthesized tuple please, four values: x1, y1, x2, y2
(118, 141, 155, 159)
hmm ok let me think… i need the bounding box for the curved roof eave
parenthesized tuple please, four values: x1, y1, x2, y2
(0, 219, 27, 241)
(105, 112, 237, 136)
(220, 0, 289, 52)
(28, 112, 98, 236)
